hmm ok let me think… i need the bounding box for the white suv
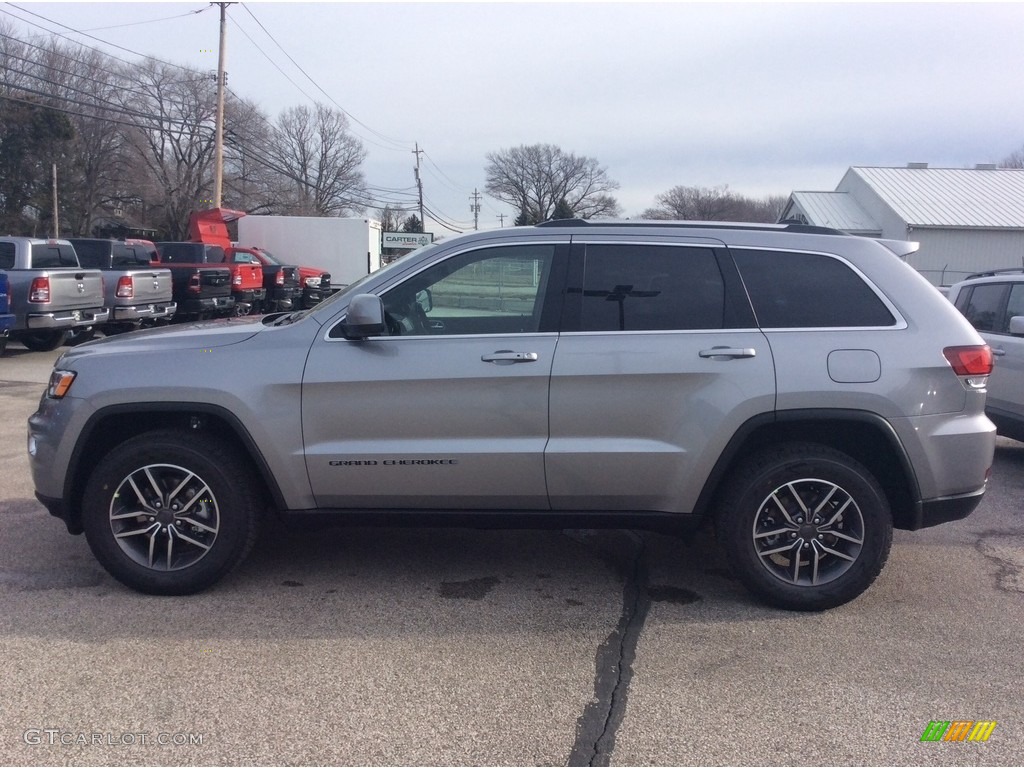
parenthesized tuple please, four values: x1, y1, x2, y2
(948, 270, 1024, 442)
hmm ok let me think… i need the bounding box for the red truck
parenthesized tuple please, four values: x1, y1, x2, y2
(155, 241, 265, 315)
(189, 208, 330, 310)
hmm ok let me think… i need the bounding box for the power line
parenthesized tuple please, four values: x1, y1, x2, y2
(79, 7, 210, 33)
(238, 3, 411, 151)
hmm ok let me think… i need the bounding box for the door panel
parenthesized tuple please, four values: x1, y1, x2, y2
(546, 330, 774, 512)
(303, 242, 565, 510)
(302, 335, 557, 509)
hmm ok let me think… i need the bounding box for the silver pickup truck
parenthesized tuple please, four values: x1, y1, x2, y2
(0, 237, 109, 352)
(68, 238, 176, 339)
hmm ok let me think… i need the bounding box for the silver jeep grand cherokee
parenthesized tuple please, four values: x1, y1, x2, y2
(28, 220, 996, 610)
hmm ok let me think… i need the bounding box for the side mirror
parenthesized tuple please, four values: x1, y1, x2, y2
(341, 294, 386, 340)
(1009, 316, 1024, 336)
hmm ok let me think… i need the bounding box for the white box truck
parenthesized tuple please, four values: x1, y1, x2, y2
(236, 215, 383, 288)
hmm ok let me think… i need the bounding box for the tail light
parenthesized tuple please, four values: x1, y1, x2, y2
(943, 345, 992, 390)
(188, 274, 201, 294)
(232, 272, 242, 286)
(116, 276, 134, 299)
(275, 270, 284, 286)
(29, 276, 50, 303)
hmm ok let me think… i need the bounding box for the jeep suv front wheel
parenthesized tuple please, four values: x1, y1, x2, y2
(716, 443, 893, 611)
(82, 430, 262, 595)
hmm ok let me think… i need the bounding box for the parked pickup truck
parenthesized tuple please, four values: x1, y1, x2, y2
(157, 242, 265, 315)
(0, 236, 109, 351)
(125, 240, 234, 321)
(0, 271, 15, 355)
(68, 238, 176, 337)
(225, 245, 300, 313)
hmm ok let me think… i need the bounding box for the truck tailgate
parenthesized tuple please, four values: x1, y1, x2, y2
(43, 270, 105, 310)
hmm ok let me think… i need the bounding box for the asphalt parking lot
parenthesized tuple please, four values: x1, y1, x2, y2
(1, 339, 1022, 766)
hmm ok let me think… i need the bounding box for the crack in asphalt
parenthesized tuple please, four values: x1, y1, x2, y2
(974, 530, 1024, 594)
(567, 531, 650, 767)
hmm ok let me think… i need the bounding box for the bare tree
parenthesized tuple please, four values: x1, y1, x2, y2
(642, 184, 739, 221)
(642, 185, 786, 223)
(485, 143, 621, 223)
(266, 103, 367, 217)
(222, 95, 286, 215)
(31, 40, 133, 235)
(117, 58, 218, 239)
(1000, 145, 1024, 169)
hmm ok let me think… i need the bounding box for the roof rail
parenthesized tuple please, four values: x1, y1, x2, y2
(965, 267, 1024, 279)
(535, 218, 844, 235)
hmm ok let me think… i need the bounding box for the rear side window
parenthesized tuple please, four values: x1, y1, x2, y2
(30, 243, 80, 268)
(1005, 285, 1024, 331)
(0, 242, 14, 270)
(580, 244, 725, 331)
(955, 284, 1007, 332)
(733, 249, 895, 328)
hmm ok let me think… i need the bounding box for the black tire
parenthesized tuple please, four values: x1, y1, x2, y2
(66, 327, 96, 346)
(0, 336, 7, 356)
(715, 442, 893, 611)
(82, 430, 263, 595)
(18, 329, 68, 352)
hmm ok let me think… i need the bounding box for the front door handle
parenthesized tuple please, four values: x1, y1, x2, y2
(481, 350, 539, 365)
(699, 347, 757, 360)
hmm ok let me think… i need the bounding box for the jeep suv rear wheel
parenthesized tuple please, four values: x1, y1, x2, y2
(716, 443, 893, 611)
(82, 430, 262, 595)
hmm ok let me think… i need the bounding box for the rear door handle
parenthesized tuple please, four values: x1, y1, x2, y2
(699, 347, 757, 360)
(481, 350, 539, 365)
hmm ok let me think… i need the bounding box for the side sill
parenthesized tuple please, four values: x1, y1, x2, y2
(277, 508, 702, 535)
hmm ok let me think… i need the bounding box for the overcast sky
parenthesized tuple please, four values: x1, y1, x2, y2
(8, 1, 1024, 233)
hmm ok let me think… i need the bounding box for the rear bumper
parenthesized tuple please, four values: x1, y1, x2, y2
(27, 307, 109, 329)
(111, 301, 177, 321)
(179, 296, 235, 314)
(234, 288, 267, 304)
(908, 486, 987, 531)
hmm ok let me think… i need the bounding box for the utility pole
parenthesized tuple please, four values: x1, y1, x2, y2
(213, 2, 232, 209)
(51, 163, 59, 237)
(497, 213, 506, 228)
(470, 189, 481, 230)
(412, 142, 424, 231)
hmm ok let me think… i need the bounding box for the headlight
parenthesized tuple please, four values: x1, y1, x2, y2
(304, 276, 321, 288)
(47, 369, 76, 399)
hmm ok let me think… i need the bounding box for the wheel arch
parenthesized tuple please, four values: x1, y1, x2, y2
(694, 409, 922, 531)
(63, 403, 286, 533)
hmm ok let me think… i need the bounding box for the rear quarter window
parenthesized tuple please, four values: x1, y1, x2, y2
(71, 240, 108, 268)
(732, 248, 896, 328)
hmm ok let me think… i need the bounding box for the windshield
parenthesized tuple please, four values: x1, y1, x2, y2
(255, 249, 282, 265)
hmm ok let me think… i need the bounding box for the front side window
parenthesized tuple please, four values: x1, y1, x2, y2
(380, 244, 556, 336)
(579, 244, 725, 331)
(957, 284, 1007, 332)
(733, 249, 896, 328)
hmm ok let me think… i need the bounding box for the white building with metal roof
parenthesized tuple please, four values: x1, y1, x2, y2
(781, 165, 1024, 285)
